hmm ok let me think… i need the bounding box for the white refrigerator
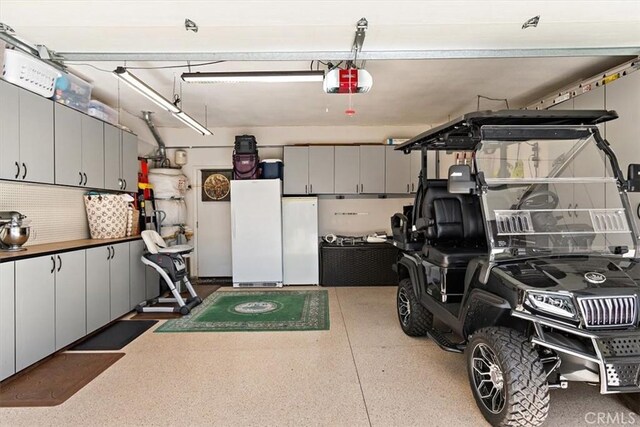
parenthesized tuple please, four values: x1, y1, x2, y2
(282, 197, 319, 285)
(230, 180, 283, 287)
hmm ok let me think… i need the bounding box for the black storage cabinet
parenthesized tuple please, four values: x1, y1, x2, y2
(320, 242, 399, 286)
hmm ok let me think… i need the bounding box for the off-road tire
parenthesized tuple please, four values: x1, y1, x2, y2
(466, 327, 549, 426)
(396, 278, 432, 336)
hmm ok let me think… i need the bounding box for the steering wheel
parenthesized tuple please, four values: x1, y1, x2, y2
(518, 190, 559, 210)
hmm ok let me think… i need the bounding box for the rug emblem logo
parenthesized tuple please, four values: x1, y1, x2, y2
(233, 301, 279, 314)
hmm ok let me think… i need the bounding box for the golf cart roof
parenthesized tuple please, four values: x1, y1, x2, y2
(395, 109, 618, 153)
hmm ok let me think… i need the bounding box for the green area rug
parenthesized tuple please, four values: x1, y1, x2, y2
(155, 290, 329, 332)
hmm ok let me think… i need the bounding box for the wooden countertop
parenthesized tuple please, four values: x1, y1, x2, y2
(0, 236, 142, 263)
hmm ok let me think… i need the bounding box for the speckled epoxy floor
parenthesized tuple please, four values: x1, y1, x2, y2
(0, 287, 631, 426)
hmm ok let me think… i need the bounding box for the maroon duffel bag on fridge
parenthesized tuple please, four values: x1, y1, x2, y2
(233, 153, 260, 179)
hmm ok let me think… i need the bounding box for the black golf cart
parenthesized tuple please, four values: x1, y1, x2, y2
(391, 110, 640, 426)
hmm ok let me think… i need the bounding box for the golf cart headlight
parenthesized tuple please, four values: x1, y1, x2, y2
(525, 291, 577, 319)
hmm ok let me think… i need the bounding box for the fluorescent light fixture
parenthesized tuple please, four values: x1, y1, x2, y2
(113, 67, 180, 113)
(174, 111, 212, 136)
(114, 67, 212, 136)
(181, 70, 325, 83)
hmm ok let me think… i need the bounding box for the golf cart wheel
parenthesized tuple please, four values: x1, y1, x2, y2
(396, 278, 432, 336)
(466, 327, 549, 427)
(617, 394, 640, 415)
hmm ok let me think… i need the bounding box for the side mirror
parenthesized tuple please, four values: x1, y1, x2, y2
(627, 164, 640, 192)
(447, 164, 475, 194)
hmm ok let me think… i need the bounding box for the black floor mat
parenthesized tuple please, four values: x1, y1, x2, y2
(71, 320, 158, 351)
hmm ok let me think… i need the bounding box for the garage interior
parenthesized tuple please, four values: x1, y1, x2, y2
(0, 1, 639, 426)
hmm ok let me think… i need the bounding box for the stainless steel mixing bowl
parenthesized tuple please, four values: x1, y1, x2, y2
(0, 225, 30, 250)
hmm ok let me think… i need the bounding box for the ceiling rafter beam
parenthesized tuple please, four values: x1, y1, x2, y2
(59, 47, 640, 62)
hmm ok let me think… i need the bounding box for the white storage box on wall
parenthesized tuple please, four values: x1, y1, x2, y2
(2, 48, 61, 98)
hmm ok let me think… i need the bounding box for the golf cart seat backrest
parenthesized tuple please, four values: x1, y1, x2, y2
(416, 180, 486, 268)
(416, 180, 484, 243)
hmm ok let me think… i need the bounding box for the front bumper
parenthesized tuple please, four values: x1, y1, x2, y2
(512, 310, 640, 393)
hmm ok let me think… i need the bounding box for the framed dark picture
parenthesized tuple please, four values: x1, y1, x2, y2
(201, 169, 232, 202)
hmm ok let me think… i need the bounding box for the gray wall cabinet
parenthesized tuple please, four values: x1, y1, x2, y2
(104, 124, 123, 191)
(54, 251, 87, 350)
(308, 146, 335, 194)
(19, 88, 55, 184)
(0, 262, 15, 381)
(0, 81, 21, 181)
(104, 125, 138, 192)
(129, 240, 146, 310)
(110, 243, 131, 320)
(359, 146, 386, 194)
(283, 146, 309, 194)
(385, 145, 412, 194)
(54, 103, 83, 186)
(121, 131, 139, 192)
(15, 256, 55, 372)
(0, 80, 54, 184)
(334, 146, 360, 194)
(81, 114, 105, 189)
(86, 246, 111, 333)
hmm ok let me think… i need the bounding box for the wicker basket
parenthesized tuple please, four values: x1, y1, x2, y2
(83, 194, 128, 239)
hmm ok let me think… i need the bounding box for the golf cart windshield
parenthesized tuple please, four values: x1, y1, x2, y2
(476, 125, 637, 259)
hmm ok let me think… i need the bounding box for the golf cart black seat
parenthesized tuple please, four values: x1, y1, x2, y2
(419, 180, 486, 268)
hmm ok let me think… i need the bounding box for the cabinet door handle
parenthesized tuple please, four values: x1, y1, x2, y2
(21, 163, 27, 180)
(356, 184, 358, 193)
(407, 184, 410, 193)
(310, 184, 313, 193)
(411, 183, 415, 192)
(107, 246, 112, 260)
(118, 179, 123, 190)
(14, 161, 20, 179)
(83, 172, 88, 186)
(57, 255, 62, 272)
(304, 184, 308, 194)
(50, 256, 55, 274)
(123, 179, 127, 190)
(79, 172, 83, 185)
(360, 183, 363, 193)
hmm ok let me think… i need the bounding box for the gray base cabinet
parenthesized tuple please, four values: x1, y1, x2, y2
(110, 243, 130, 320)
(130, 240, 146, 310)
(15, 256, 55, 372)
(86, 246, 111, 333)
(55, 251, 86, 350)
(0, 262, 15, 381)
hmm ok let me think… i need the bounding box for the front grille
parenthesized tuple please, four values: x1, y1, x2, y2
(598, 337, 640, 357)
(578, 296, 637, 328)
(606, 363, 640, 387)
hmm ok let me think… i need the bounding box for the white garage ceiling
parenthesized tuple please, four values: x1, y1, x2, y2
(0, 1, 638, 129)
